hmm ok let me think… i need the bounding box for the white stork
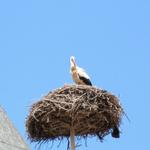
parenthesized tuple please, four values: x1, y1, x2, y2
(70, 56, 92, 86)
(70, 56, 120, 138)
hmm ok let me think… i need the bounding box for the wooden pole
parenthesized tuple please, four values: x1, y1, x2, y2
(70, 126, 75, 150)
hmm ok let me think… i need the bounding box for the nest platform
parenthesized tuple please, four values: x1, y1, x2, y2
(26, 85, 123, 143)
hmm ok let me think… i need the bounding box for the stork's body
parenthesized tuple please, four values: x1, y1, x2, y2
(70, 56, 92, 86)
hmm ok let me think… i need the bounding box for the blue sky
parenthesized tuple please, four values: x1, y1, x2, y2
(0, 0, 150, 149)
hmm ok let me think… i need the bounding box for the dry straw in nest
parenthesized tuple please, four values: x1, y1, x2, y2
(26, 85, 123, 148)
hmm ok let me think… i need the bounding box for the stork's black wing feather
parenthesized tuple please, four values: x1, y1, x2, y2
(111, 126, 120, 138)
(79, 76, 92, 86)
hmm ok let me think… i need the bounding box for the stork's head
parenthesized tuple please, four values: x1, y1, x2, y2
(70, 56, 76, 71)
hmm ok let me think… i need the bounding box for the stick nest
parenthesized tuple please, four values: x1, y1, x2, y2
(26, 85, 123, 143)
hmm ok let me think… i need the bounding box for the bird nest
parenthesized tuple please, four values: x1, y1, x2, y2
(26, 85, 123, 143)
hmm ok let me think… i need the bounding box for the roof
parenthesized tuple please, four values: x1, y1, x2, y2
(0, 106, 30, 150)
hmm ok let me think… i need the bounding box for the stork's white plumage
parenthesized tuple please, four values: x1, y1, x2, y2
(70, 56, 92, 86)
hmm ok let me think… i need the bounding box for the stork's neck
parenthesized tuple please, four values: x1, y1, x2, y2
(71, 66, 76, 72)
